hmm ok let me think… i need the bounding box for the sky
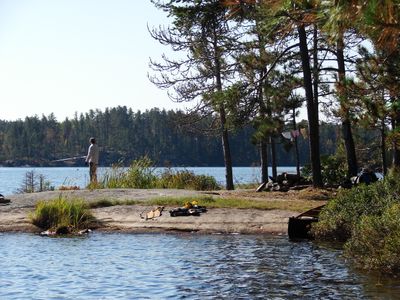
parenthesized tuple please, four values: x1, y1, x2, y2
(0, 0, 186, 121)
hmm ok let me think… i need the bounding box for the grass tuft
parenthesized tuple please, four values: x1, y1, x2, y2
(30, 197, 94, 232)
(98, 157, 220, 191)
(156, 169, 219, 190)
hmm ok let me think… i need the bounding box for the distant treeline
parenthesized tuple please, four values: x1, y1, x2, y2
(0, 106, 344, 167)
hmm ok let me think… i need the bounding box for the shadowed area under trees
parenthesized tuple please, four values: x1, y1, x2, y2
(146, 0, 400, 188)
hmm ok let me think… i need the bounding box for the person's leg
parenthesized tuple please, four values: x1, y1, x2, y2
(89, 162, 96, 183)
(92, 164, 98, 184)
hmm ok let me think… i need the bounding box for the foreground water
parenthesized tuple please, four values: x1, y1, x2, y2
(0, 233, 399, 299)
(0, 166, 297, 195)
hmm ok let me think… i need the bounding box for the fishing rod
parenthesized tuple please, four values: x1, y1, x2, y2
(50, 156, 86, 162)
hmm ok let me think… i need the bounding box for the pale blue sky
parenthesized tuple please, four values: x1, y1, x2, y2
(0, 0, 184, 121)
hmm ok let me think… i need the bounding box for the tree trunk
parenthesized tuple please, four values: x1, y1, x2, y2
(341, 119, 358, 175)
(298, 24, 322, 187)
(220, 111, 234, 190)
(381, 118, 388, 175)
(292, 108, 301, 176)
(256, 34, 270, 184)
(260, 141, 269, 182)
(270, 136, 277, 180)
(392, 116, 400, 168)
(337, 34, 358, 177)
(212, 23, 234, 190)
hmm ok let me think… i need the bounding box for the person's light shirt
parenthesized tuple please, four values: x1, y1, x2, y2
(86, 144, 99, 164)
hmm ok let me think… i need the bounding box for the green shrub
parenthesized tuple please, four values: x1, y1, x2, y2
(344, 203, 400, 273)
(320, 155, 348, 186)
(157, 169, 220, 191)
(301, 153, 347, 187)
(312, 173, 400, 273)
(30, 197, 94, 231)
(100, 157, 157, 189)
(99, 157, 220, 191)
(313, 175, 400, 241)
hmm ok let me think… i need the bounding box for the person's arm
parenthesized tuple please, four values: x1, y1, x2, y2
(86, 145, 92, 163)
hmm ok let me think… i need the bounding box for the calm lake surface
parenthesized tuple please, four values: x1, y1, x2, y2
(2, 168, 400, 298)
(1, 233, 399, 299)
(0, 166, 297, 196)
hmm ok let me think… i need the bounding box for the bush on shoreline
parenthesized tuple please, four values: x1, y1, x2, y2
(344, 203, 400, 273)
(98, 157, 220, 191)
(312, 173, 400, 273)
(156, 169, 219, 190)
(30, 197, 94, 232)
(100, 157, 157, 189)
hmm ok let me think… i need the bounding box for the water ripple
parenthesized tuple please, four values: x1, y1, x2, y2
(0, 233, 399, 299)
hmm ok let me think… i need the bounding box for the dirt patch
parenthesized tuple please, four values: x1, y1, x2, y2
(216, 187, 334, 201)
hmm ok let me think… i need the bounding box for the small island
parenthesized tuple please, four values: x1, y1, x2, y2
(0, 187, 328, 235)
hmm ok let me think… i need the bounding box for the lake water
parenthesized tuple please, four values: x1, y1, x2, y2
(3, 167, 399, 298)
(0, 233, 399, 299)
(0, 166, 297, 196)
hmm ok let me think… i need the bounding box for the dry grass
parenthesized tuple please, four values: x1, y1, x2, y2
(215, 187, 332, 201)
(87, 188, 329, 213)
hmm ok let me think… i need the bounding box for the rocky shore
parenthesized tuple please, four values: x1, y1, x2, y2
(0, 188, 328, 235)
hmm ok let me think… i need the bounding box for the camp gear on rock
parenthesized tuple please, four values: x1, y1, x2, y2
(170, 201, 207, 217)
(0, 194, 10, 204)
(169, 207, 201, 217)
(140, 206, 164, 220)
(355, 168, 378, 185)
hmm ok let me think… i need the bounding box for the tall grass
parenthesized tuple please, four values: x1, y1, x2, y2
(30, 197, 94, 231)
(312, 173, 400, 273)
(100, 157, 157, 189)
(156, 169, 219, 190)
(99, 157, 220, 191)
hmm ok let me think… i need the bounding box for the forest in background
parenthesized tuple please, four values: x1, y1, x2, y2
(0, 106, 380, 168)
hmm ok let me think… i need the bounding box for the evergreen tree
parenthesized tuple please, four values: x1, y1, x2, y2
(149, 0, 242, 189)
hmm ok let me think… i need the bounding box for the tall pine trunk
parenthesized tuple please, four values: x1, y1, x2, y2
(391, 115, 400, 168)
(220, 107, 234, 190)
(337, 34, 358, 177)
(380, 118, 388, 175)
(292, 107, 301, 176)
(213, 24, 234, 190)
(270, 136, 278, 180)
(260, 141, 269, 182)
(256, 33, 270, 184)
(298, 24, 322, 187)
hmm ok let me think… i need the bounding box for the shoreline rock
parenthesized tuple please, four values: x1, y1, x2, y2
(0, 188, 326, 235)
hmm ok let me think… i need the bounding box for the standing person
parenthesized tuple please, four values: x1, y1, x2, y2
(86, 137, 99, 184)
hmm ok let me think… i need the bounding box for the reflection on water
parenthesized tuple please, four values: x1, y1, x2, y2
(0, 233, 399, 299)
